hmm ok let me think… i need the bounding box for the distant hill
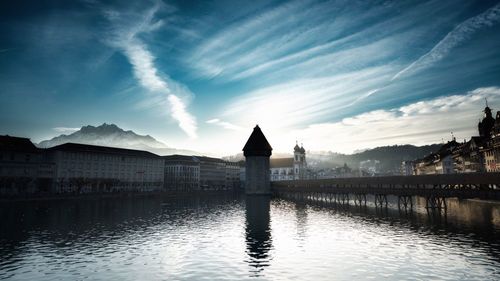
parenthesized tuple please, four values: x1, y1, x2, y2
(226, 144, 442, 174)
(38, 123, 199, 156)
(307, 144, 442, 173)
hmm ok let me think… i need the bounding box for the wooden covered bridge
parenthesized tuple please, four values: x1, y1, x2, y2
(271, 173, 500, 212)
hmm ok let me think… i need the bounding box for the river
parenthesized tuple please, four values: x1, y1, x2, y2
(0, 194, 499, 280)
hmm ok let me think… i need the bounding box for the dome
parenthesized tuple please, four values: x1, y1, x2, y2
(294, 143, 301, 152)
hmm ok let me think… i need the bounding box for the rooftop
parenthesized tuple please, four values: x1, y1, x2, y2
(0, 135, 39, 153)
(242, 125, 272, 157)
(270, 158, 294, 168)
(48, 143, 160, 158)
(163, 154, 199, 162)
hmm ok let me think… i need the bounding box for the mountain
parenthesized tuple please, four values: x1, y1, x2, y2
(307, 144, 442, 174)
(38, 123, 199, 156)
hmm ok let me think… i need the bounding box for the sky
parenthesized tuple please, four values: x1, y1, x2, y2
(1, 0, 500, 156)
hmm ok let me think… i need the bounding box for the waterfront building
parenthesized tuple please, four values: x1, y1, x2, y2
(407, 104, 500, 174)
(270, 143, 307, 181)
(196, 156, 226, 190)
(270, 158, 294, 181)
(197, 156, 240, 190)
(316, 163, 355, 179)
(163, 155, 200, 191)
(482, 111, 500, 172)
(163, 155, 241, 191)
(243, 125, 272, 195)
(452, 137, 485, 173)
(401, 160, 415, 176)
(225, 160, 242, 190)
(0, 135, 55, 195)
(47, 143, 164, 193)
(414, 140, 458, 175)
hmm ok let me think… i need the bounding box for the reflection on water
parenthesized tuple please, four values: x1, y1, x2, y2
(294, 202, 308, 245)
(245, 196, 272, 273)
(0, 194, 499, 280)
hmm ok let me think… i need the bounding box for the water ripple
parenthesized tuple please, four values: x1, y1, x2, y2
(0, 195, 499, 280)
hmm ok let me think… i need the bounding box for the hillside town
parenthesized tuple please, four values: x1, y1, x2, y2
(402, 104, 500, 175)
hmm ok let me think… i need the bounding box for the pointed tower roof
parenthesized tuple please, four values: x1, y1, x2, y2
(243, 125, 272, 157)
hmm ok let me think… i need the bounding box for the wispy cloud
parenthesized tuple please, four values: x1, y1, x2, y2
(206, 118, 245, 131)
(168, 95, 197, 138)
(104, 2, 197, 138)
(187, 0, 488, 131)
(288, 87, 500, 153)
(52, 127, 80, 133)
(190, 87, 500, 156)
(220, 65, 396, 130)
(187, 0, 463, 84)
(392, 3, 500, 80)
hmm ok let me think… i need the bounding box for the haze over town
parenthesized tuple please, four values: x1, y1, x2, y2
(1, 0, 500, 155)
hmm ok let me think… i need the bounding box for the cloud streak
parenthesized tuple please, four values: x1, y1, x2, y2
(289, 87, 500, 153)
(221, 65, 396, 130)
(105, 2, 197, 138)
(52, 127, 80, 133)
(392, 3, 500, 80)
(206, 118, 245, 131)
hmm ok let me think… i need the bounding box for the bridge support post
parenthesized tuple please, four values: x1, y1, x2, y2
(335, 193, 349, 206)
(397, 195, 413, 211)
(375, 194, 388, 208)
(425, 195, 447, 214)
(354, 193, 366, 206)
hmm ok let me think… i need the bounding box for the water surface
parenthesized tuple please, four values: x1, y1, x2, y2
(0, 194, 499, 280)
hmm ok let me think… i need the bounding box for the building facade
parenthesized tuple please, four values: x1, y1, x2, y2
(452, 137, 485, 173)
(401, 161, 415, 176)
(198, 156, 235, 190)
(0, 136, 55, 195)
(225, 160, 241, 190)
(163, 155, 200, 191)
(411, 105, 500, 175)
(47, 143, 164, 193)
(270, 158, 294, 181)
(270, 143, 307, 181)
(414, 140, 458, 175)
(164, 155, 241, 191)
(482, 111, 500, 172)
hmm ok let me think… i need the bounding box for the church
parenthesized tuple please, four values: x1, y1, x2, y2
(270, 143, 307, 181)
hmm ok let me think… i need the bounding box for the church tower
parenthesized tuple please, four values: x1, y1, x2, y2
(293, 142, 306, 180)
(478, 101, 495, 138)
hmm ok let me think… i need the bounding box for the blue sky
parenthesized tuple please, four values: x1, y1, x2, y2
(1, 0, 500, 155)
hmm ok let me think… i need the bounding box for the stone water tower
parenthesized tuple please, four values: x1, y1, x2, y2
(243, 125, 272, 195)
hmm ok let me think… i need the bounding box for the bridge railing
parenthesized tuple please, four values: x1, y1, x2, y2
(271, 173, 500, 190)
